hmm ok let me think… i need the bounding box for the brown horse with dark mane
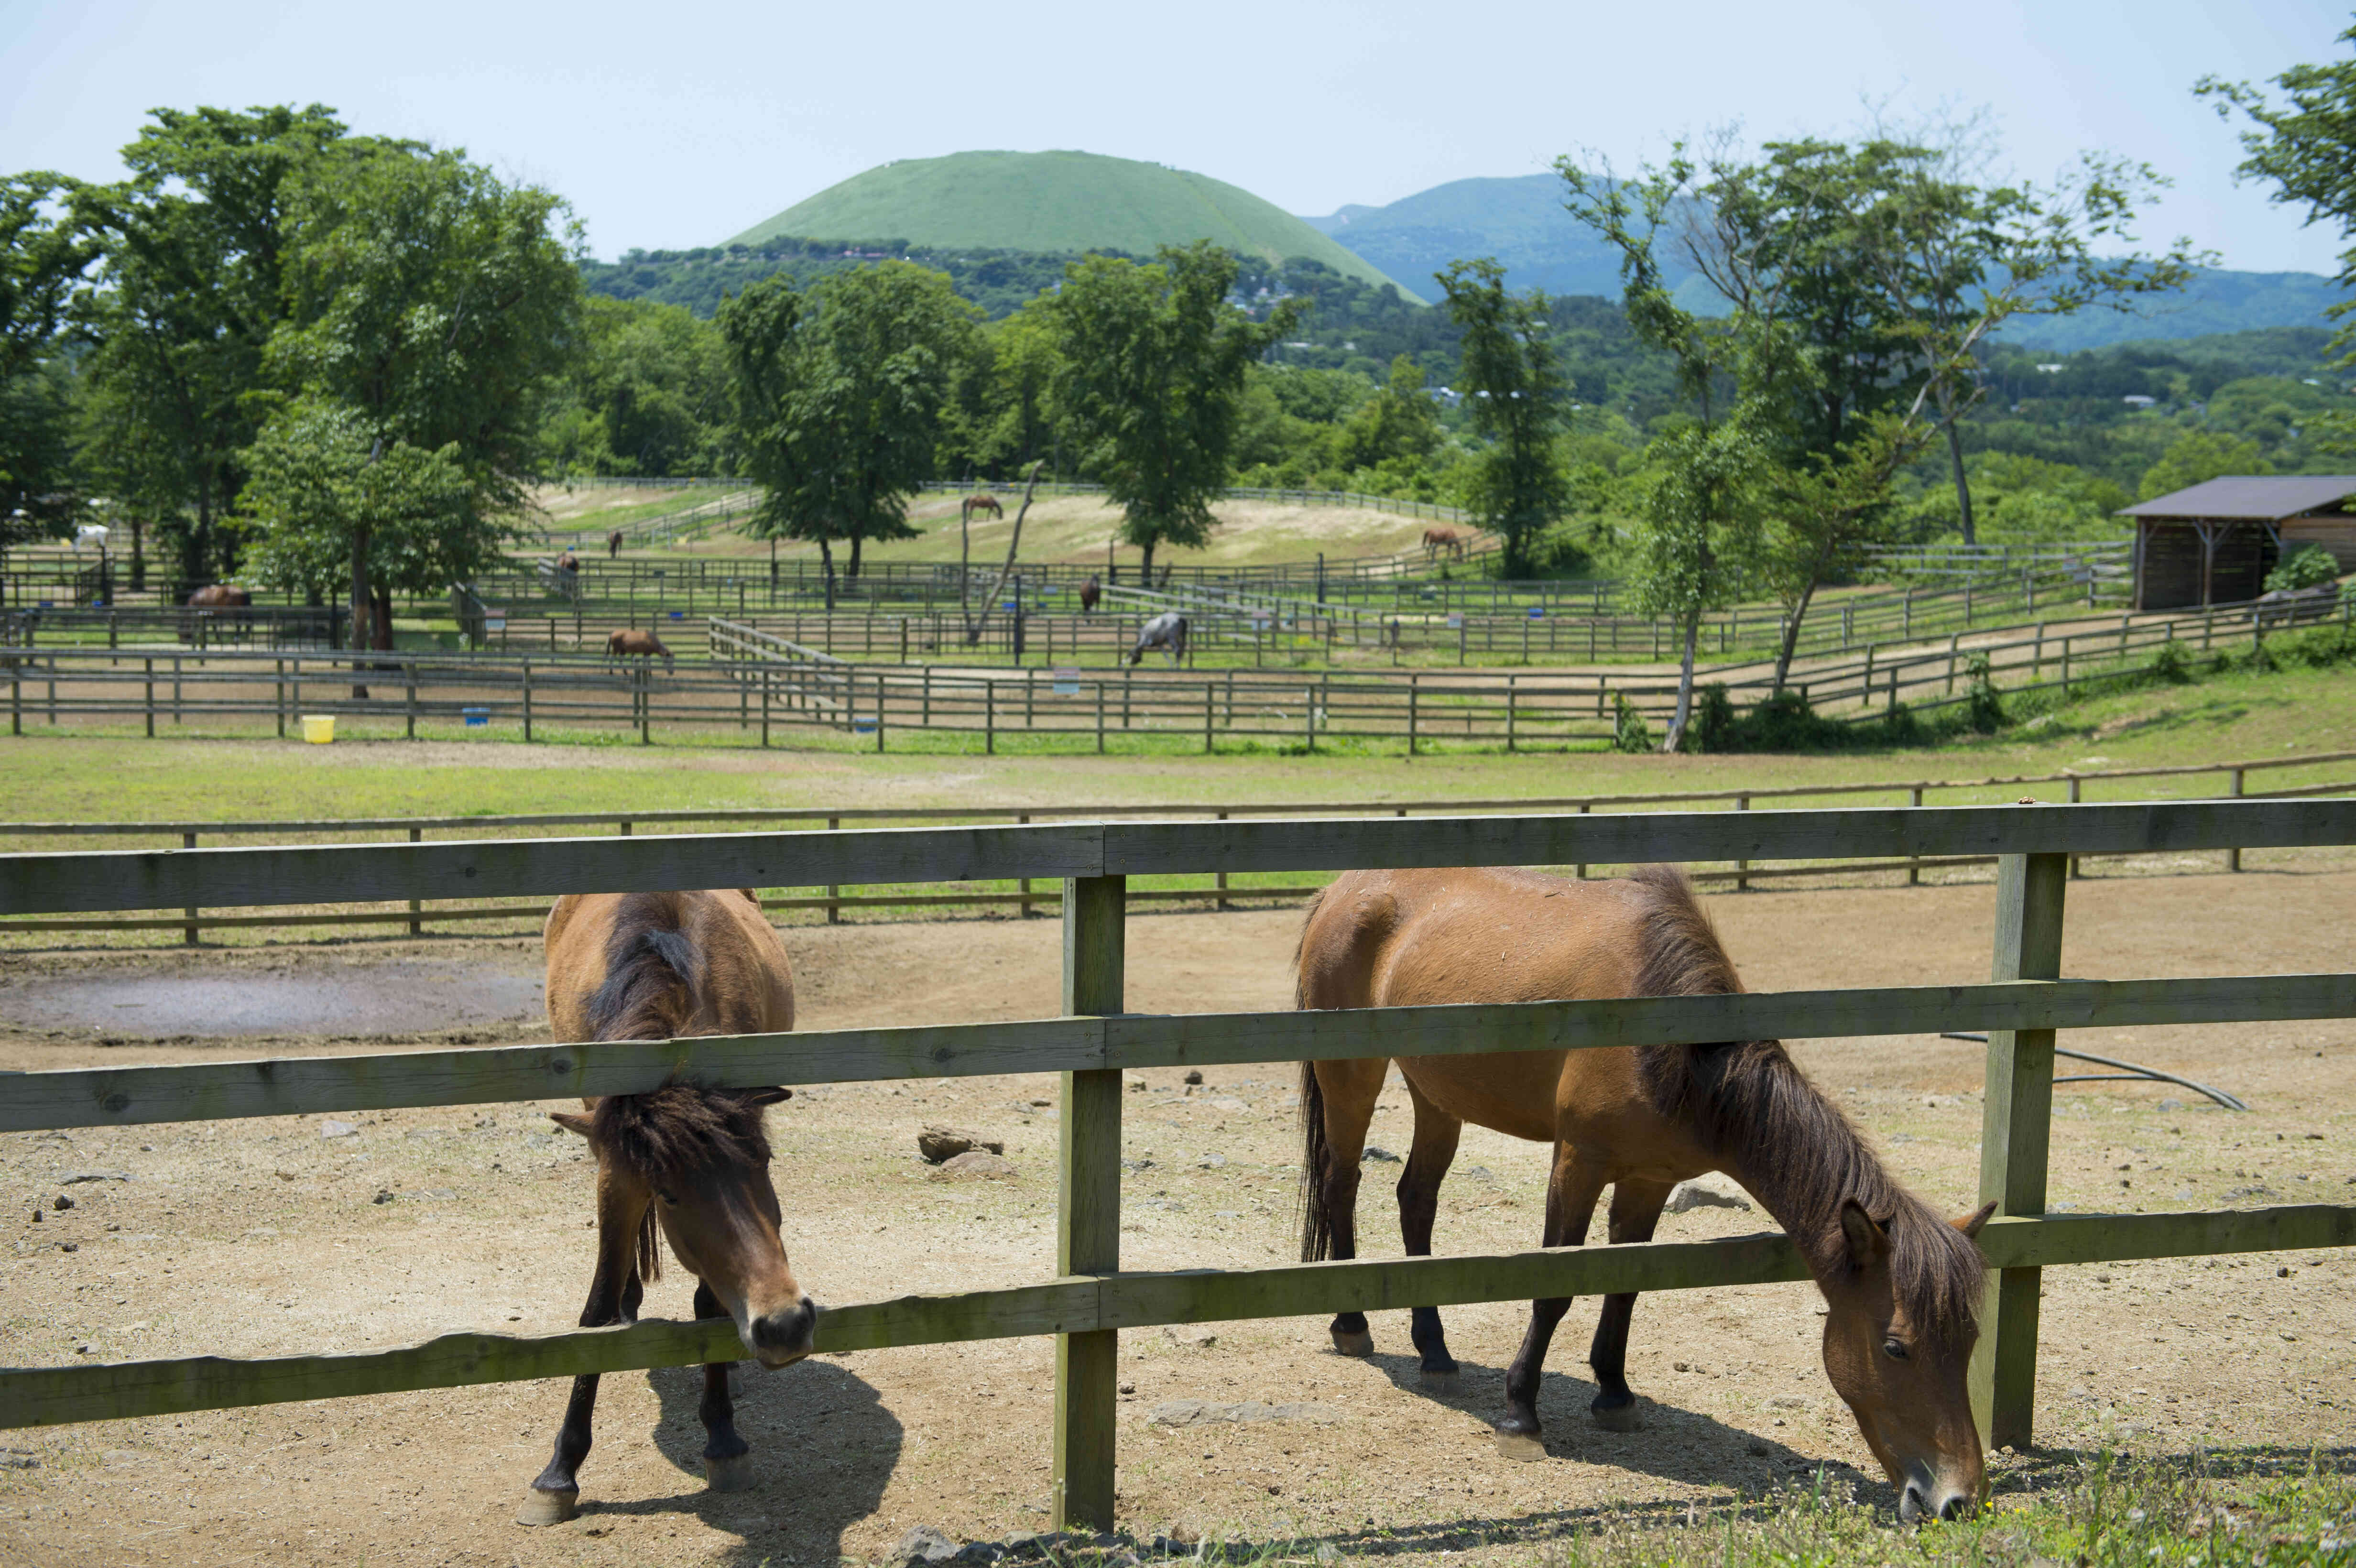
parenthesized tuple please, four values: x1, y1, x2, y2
(521, 889, 810, 1526)
(1421, 526, 1467, 561)
(1296, 866, 1992, 1522)
(961, 493, 1004, 523)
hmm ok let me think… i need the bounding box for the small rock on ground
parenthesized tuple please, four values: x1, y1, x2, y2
(932, 1151, 1016, 1179)
(1162, 1324, 1218, 1348)
(918, 1124, 1005, 1164)
(1665, 1173, 1752, 1213)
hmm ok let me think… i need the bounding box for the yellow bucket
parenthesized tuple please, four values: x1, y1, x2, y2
(300, 715, 337, 745)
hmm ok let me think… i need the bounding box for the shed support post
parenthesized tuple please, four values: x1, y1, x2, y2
(1970, 851, 2065, 1452)
(1055, 873, 1124, 1534)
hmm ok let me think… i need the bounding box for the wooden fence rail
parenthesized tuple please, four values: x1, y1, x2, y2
(3, 799, 2354, 1530)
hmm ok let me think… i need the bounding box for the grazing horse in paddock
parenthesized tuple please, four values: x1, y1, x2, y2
(606, 627, 674, 673)
(555, 549, 580, 574)
(961, 492, 1003, 524)
(1295, 866, 1993, 1523)
(1421, 525, 1466, 561)
(1127, 610, 1189, 666)
(1079, 574, 1102, 614)
(524, 889, 810, 1526)
(185, 584, 251, 610)
(607, 528, 625, 560)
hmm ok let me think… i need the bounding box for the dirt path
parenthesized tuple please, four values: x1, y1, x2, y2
(3, 873, 2352, 1568)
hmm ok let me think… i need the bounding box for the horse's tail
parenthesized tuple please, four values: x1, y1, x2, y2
(1295, 882, 1336, 1263)
(585, 896, 701, 1042)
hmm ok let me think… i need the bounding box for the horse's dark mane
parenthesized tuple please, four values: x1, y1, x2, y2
(586, 894, 700, 1043)
(1626, 865, 1984, 1347)
(589, 1084, 776, 1283)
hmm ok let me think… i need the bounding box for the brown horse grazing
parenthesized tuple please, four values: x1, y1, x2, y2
(523, 889, 812, 1526)
(962, 493, 1004, 523)
(607, 528, 625, 559)
(1296, 866, 1993, 1523)
(1079, 574, 1102, 614)
(606, 627, 674, 672)
(185, 583, 252, 609)
(1421, 526, 1466, 561)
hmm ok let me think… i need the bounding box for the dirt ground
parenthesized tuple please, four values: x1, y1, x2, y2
(1, 870, 2352, 1568)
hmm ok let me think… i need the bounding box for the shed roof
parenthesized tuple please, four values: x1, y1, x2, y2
(2120, 475, 2356, 521)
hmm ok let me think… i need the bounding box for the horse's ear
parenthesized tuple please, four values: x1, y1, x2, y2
(1837, 1198, 1890, 1266)
(1953, 1200, 1999, 1240)
(549, 1111, 595, 1139)
(747, 1087, 792, 1107)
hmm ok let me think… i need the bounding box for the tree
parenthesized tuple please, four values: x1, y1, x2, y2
(1048, 241, 1298, 580)
(235, 398, 475, 678)
(545, 295, 729, 477)
(0, 174, 88, 564)
(2138, 429, 2272, 501)
(717, 261, 976, 581)
(2200, 25, 2356, 446)
(265, 141, 582, 655)
(1436, 259, 1569, 577)
(70, 105, 358, 584)
(1334, 353, 1443, 473)
(1626, 413, 1773, 748)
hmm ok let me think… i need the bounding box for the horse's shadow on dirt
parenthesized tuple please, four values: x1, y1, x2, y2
(1359, 1346, 1885, 1503)
(574, 1355, 901, 1565)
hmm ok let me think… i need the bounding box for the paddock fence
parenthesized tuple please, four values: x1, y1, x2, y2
(1, 800, 2353, 1533)
(4, 749, 2351, 943)
(3, 590, 2343, 761)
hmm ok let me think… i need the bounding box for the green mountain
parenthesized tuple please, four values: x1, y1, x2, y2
(1305, 173, 2346, 347)
(724, 150, 1417, 297)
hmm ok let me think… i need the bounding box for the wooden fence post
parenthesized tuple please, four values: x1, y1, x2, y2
(2228, 768, 2245, 872)
(827, 816, 842, 925)
(275, 659, 286, 739)
(985, 679, 995, 755)
(182, 830, 200, 946)
(1407, 674, 1419, 756)
(1970, 850, 2066, 1451)
(1203, 682, 1214, 754)
(1095, 680, 1106, 754)
(143, 657, 153, 738)
(405, 662, 418, 740)
(408, 826, 424, 935)
(522, 660, 534, 743)
(1055, 872, 1125, 1533)
(1734, 795, 1750, 891)
(2067, 777, 2083, 879)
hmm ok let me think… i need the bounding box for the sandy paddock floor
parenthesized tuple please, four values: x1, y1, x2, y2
(1, 870, 2353, 1568)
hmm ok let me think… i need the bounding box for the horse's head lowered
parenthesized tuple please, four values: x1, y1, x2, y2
(553, 1084, 817, 1368)
(1817, 1196, 1996, 1522)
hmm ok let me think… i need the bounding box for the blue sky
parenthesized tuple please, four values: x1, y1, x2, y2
(4, 0, 2350, 274)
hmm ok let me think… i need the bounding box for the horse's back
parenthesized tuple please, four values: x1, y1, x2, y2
(546, 890, 792, 1042)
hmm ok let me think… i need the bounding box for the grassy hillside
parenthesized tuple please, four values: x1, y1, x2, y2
(723, 150, 1416, 297)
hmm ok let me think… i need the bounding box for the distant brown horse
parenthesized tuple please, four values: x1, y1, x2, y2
(607, 529, 625, 560)
(555, 549, 580, 574)
(1079, 574, 1101, 614)
(961, 493, 1003, 523)
(1421, 526, 1467, 561)
(524, 889, 810, 1526)
(1296, 866, 1992, 1523)
(185, 584, 251, 610)
(606, 627, 673, 672)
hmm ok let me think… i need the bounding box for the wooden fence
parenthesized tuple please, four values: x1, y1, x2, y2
(5, 748, 2350, 941)
(0, 800, 2352, 1532)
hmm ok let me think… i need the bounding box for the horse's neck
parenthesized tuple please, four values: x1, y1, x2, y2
(1703, 1055, 1882, 1280)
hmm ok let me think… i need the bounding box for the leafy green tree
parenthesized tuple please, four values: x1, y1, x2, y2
(1436, 259, 1569, 578)
(0, 173, 89, 562)
(265, 141, 582, 648)
(718, 261, 976, 580)
(1048, 241, 1298, 580)
(2201, 27, 2356, 447)
(2138, 429, 2272, 501)
(70, 105, 358, 583)
(235, 398, 474, 684)
(938, 304, 1063, 479)
(1334, 354, 1443, 473)
(545, 296, 730, 477)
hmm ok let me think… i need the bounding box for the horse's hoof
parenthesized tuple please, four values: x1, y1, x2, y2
(1331, 1328, 1374, 1357)
(516, 1486, 578, 1526)
(705, 1452, 757, 1492)
(1591, 1397, 1643, 1433)
(1494, 1428, 1546, 1463)
(1418, 1367, 1462, 1394)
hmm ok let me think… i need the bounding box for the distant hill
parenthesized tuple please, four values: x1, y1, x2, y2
(725, 150, 1417, 297)
(1306, 172, 2347, 348)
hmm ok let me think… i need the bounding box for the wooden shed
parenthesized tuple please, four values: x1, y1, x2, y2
(2123, 475, 2356, 610)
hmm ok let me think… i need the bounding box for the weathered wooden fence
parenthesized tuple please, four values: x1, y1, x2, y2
(5, 749, 2350, 940)
(1, 799, 2354, 1532)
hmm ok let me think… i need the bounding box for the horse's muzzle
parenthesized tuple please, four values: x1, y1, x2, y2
(747, 1296, 818, 1367)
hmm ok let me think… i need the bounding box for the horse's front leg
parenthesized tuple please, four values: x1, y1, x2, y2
(693, 1279, 756, 1492)
(521, 1175, 648, 1525)
(1397, 1083, 1463, 1387)
(1305, 1058, 1386, 1356)
(1496, 1144, 1609, 1460)
(1587, 1176, 1673, 1432)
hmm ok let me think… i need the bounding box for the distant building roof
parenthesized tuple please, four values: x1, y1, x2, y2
(2120, 476, 2356, 521)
